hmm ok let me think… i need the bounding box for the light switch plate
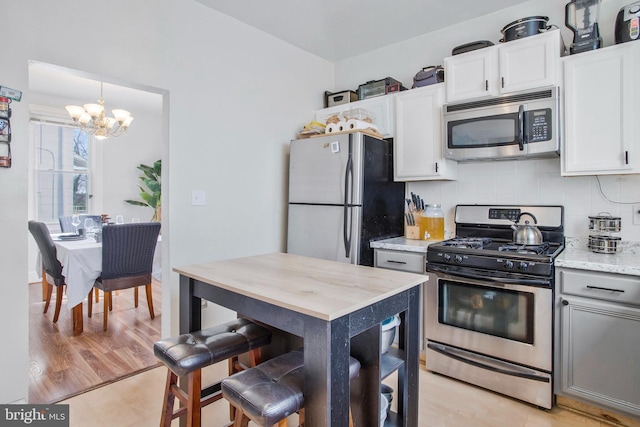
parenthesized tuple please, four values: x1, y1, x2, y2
(634, 204, 640, 225)
(191, 190, 206, 206)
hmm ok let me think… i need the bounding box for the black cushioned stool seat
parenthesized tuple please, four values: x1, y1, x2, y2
(221, 349, 361, 427)
(154, 318, 272, 427)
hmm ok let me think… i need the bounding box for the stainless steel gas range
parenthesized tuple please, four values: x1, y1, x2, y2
(425, 204, 564, 409)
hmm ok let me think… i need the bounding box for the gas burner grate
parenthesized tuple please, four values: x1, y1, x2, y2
(441, 237, 493, 250)
(498, 242, 550, 255)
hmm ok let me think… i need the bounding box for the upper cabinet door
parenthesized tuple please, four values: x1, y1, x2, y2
(394, 84, 457, 181)
(499, 30, 560, 94)
(445, 30, 562, 103)
(562, 43, 639, 176)
(445, 48, 496, 103)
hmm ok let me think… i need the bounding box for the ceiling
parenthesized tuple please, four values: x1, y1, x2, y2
(195, 0, 530, 62)
(28, 61, 163, 114)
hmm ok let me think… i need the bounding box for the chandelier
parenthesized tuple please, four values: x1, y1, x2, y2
(65, 82, 133, 140)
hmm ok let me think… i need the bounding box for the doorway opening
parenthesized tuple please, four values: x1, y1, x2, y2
(27, 61, 169, 403)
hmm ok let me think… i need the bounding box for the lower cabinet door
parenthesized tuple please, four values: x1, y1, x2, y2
(558, 295, 640, 418)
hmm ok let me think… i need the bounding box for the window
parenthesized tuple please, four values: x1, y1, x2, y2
(32, 121, 90, 222)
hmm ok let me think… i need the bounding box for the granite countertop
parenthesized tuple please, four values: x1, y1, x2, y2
(369, 236, 440, 254)
(555, 238, 640, 276)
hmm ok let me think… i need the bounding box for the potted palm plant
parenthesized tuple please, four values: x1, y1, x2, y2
(125, 159, 161, 222)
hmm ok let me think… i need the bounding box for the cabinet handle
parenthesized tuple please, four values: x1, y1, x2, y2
(435, 162, 439, 173)
(501, 77, 504, 88)
(387, 260, 407, 265)
(485, 80, 489, 91)
(625, 151, 629, 165)
(586, 285, 625, 293)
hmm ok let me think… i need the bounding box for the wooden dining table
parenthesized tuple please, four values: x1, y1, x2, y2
(174, 252, 427, 427)
(52, 233, 162, 335)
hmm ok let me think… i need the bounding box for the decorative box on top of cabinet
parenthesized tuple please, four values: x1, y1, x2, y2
(315, 93, 396, 138)
(393, 84, 457, 181)
(555, 267, 640, 419)
(561, 41, 640, 176)
(444, 29, 562, 103)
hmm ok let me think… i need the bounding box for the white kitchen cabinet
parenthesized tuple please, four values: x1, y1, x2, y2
(393, 84, 456, 181)
(561, 42, 640, 176)
(445, 30, 561, 103)
(555, 268, 640, 419)
(315, 94, 396, 138)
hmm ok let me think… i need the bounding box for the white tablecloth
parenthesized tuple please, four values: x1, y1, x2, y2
(54, 236, 162, 308)
(54, 238, 102, 308)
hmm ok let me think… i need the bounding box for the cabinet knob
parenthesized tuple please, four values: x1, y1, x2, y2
(561, 299, 569, 306)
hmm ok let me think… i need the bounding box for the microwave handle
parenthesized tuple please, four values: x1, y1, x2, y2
(518, 105, 525, 151)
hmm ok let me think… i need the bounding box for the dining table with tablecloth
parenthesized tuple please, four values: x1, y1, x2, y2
(53, 233, 162, 335)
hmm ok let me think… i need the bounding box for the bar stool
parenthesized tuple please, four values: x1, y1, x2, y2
(221, 349, 361, 427)
(154, 318, 272, 427)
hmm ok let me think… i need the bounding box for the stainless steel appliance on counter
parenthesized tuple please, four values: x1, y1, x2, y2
(443, 87, 560, 161)
(425, 204, 565, 409)
(287, 132, 405, 266)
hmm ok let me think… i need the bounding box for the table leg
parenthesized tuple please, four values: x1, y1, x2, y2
(304, 316, 351, 427)
(396, 286, 420, 427)
(72, 303, 83, 336)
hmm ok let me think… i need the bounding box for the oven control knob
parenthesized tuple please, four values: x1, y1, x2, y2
(443, 253, 451, 262)
(519, 262, 529, 271)
(454, 255, 463, 264)
(504, 260, 514, 269)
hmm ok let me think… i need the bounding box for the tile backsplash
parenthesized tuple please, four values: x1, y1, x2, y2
(407, 158, 640, 242)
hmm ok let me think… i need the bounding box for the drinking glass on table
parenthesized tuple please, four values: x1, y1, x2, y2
(84, 218, 94, 234)
(131, 217, 140, 223)
(115, 215, 124, 224)
(71, 215, 81, 233)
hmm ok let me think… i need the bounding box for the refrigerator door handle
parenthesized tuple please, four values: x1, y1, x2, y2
(343, 138, 354, 258)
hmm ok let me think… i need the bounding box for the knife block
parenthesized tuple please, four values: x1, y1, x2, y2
(405, 225, 420, 240)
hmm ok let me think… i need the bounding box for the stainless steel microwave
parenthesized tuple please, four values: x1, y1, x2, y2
(443, 87, 560, 161)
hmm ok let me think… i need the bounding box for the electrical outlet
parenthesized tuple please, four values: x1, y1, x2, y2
(634, 204, 640, 225)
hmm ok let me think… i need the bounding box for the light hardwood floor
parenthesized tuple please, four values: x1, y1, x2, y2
(28, 279, 162, 404)
(60, 358, 640, 427)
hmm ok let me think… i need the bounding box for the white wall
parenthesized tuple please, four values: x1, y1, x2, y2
(333, 0, 640, 242)
(1, 0, 332, 403)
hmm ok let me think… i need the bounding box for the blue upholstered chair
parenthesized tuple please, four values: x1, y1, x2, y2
(89, 222, 160, 331)
(28, 220, 66, 322)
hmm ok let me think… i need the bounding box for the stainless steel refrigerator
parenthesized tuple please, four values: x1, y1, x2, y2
(287, 132, 405, 266)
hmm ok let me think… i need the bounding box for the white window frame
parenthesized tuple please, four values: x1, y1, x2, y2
(29, 106, 96, 228)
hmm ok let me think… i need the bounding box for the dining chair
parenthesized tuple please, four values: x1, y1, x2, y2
(28, 220, 66, 322)
(89, 222, 161, 331)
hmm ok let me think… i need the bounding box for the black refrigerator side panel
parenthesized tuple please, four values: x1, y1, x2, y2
(359, 136, 405, 266)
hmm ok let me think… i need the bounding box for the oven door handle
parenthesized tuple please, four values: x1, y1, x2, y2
(427, 342, 550, 383)
(427, 264, 551, 286)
